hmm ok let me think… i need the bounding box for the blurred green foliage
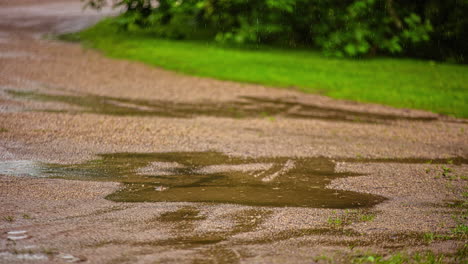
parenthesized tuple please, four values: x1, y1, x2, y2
(84, 0, 467, 62)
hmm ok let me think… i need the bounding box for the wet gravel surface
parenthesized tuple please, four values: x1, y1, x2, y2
(0, 1, 467, 263)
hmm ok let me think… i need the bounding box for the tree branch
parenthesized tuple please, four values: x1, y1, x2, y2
(386, 0, 403, 29)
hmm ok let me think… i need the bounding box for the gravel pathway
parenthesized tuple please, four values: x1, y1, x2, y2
(0, 1, 467, 263)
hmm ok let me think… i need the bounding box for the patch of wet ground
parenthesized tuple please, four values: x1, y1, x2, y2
(78, 204, 465, 263)
(1, 130, 466, 262)
(0, 152, 386, 208)
(1, 152, 466, 262)
(1, 1, 466, 262)
(3, 153, 466, 262)
(1, 152, 466, 209)
(1, 47, 466, 263)
(6, 89, 440, 123)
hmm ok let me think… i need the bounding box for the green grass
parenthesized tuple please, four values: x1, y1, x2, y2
(349, 252, 446, 264)
(3, 215, 14, 222)
(315, 250, 456, 264)
(64, 19, 468, 118)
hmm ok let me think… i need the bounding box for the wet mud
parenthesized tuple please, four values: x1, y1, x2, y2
(7, 90, 438, 123)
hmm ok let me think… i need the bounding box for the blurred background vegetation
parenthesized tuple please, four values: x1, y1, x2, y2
(85, 0, 467, 63)
(72, 0, 467, 117)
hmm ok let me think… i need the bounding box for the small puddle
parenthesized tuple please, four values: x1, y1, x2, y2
(0, 160, 44, 177)
(7, 90, 437, 123)
(0, 152, 386, 208)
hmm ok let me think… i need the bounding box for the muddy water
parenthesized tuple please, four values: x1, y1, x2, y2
(7, 90, 437, 123)
(1, 152, 386, 208)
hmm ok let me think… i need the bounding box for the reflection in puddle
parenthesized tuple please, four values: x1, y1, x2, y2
(7, 90, 437, 123)
(0, 160, 43, 177)
(0, 152, 386, 208)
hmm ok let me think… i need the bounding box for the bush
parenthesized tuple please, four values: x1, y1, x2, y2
(83, 0, 466, 62)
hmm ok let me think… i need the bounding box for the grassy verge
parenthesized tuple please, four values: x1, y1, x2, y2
(62, 19, 468, 118)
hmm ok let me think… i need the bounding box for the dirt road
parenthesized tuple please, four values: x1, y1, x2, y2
(0, 1, 467, 263)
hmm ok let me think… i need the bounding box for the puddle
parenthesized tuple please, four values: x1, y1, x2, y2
(7, 235, 28, 241)
(0, 252, 48, 261)
(7, 90, 437, 123)
(0, 160, 44, 177)
(155, 207, 274, 247)
(7, 231, 27, 235)
(0, 152, 386, 208)
(194, 246, 242, 264)
(1, 153, 465, 208)
(6, 230, 29, 241)
(158, 207, 207, 222)
(57, 253, 82, 263)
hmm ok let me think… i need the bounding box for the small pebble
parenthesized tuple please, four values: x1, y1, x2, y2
(58, 253, 81, 263)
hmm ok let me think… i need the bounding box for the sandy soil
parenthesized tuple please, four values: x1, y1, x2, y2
(0, 0, 467, 263)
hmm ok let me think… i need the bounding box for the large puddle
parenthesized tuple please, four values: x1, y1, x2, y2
(7, 90, 437, 123)
(1, 152, 465, 208)
(1, 152, 387, 208)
